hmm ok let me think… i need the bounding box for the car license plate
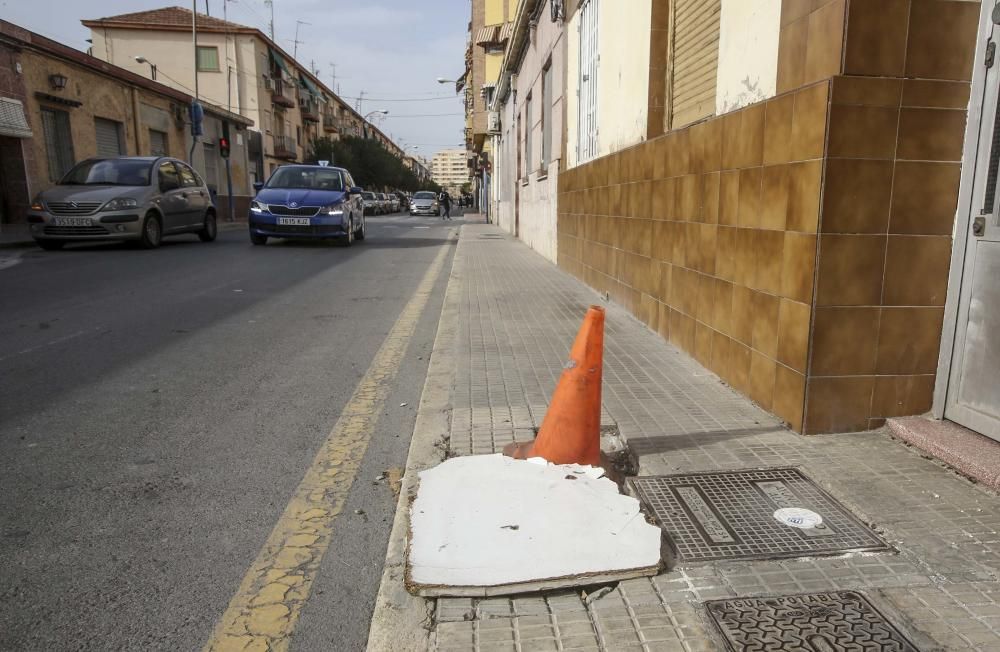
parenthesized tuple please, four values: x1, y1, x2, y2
(53, 217, 92, 226)
(277, 217, 311, 226)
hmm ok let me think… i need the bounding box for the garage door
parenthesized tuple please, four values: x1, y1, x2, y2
(95, 118, 124, 157)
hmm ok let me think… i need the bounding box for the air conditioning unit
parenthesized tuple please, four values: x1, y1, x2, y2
(487, 111, 501, 134)
(263, 76, 275, 91)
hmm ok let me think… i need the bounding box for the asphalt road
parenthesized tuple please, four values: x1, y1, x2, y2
(0, 211, 462, 651)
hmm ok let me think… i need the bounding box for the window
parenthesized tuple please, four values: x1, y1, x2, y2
(202, 143, 218, 190)
(158, 160, 180, 190)
(177, 161, 201, 187)
(196, 46, 220, 72)
(95, 117, 125, 157)
(541, 62, 553, 171)
(577, 0, 599, 163)
(524, 93, 533, 179)
(669, 0, 721, 128)
(296, 126, 302, 145)
(41, 107, 74, 181)
(149, 129, 168, 156)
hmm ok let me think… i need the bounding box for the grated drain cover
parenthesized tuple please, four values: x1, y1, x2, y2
(706, 591, 919, 652)
(629, 468, 890, 563)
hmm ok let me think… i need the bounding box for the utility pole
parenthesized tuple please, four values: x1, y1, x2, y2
(190, 0, 200, 165)
(293, 20, 309, 60)
(356, 90, 365, 112)
(329, 62, 336, 90)
(205, 0, 210, 16)
(264, 0, 274, 40)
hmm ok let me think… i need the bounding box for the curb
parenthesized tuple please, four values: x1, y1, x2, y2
(365, 226, 463, 651)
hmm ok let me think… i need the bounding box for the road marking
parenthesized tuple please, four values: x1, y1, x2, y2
(414, 226, 431, 229)
(203, 237, 453, 652)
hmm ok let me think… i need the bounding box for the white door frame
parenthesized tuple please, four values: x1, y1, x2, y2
(934, 0, 999, 425)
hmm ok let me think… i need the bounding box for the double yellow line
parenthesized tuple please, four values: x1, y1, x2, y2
(204, 239, 453, 652)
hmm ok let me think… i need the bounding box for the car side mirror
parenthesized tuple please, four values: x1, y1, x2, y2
(160, 178, 179, 192)
(350, 186, 363, 194)
(253, 181, 265, 193)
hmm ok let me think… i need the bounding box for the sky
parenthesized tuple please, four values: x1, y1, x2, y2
(1, 0, 470, 161)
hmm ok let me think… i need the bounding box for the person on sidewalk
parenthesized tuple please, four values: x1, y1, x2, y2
(439, 191, 452, 220)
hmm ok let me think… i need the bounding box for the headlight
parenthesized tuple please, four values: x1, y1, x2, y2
(250, 200, 265, 213)
(101, 197, 138, 212)
(30, 196, 44, 211)
(325, 202, 344, 215)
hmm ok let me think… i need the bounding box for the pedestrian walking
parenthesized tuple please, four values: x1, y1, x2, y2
(440, 191, 452, 220)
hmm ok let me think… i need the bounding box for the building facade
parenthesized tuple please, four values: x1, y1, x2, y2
(549, 0, 987, 439)
(431, 148, 470, 196)
(0, 19, 252, 230)
(83, 6, 401, 183)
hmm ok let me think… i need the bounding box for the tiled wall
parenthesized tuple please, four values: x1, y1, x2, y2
(558, 80, 829, 432)
(558, 0, 980, 434)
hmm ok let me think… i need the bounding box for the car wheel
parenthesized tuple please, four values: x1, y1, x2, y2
(36, 239, 65, 251)
(198, 211, 217, 242)
(355, 215, 366, 241)
(250, 231, 268, 246)
(342, 218, 354, 247)
(139, 213, 162, 249)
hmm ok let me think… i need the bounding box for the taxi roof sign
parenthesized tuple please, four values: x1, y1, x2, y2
(318, 160, 329, 167)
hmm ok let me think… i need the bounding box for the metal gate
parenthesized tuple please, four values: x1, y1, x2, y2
(576, 0, 599, 163)
(94, 118, 124, 157)
(942, 0, 1000, 441)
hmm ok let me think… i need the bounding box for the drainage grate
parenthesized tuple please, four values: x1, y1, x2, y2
(629, 468, 889, 563)
(706, 591, 919, 652)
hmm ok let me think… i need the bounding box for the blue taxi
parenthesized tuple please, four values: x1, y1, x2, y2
(249, 164, 366, 245)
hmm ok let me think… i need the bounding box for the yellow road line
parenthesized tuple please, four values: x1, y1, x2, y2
(204, 239, 454, 652)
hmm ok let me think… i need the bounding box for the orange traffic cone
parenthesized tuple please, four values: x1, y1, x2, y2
(503, 305, 605, 466)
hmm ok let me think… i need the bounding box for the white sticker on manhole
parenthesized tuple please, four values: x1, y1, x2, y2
(773, 507, 823, 529)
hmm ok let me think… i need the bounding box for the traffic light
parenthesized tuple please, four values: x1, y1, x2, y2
(220, 122, 231, 159)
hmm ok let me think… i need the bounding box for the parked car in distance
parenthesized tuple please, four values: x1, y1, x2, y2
(248, 164, 365, 246)
(362, 191, 379, 215)
(26, 156, 217, 250)
(409, 190, 441, 216)
(378, 193, 390, 214)
(388, 193, 400, 213)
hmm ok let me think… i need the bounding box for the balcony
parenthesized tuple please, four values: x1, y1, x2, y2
(272, 134, 297, 160)
(270, 78, 296, 109)
(322, 114, 338, 133)
(300, 98, 320, 122)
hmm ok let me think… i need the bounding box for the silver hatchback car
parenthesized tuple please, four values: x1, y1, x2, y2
(27, 156, 217, 250)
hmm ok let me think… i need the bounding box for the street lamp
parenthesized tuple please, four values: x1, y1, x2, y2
(362, 109, 388, 139)
(135, 55, 157, 80)
(436, 77, 454, 84)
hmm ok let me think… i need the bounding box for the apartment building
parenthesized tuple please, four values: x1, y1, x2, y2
(552, 0, 987, 440)
(0, 19, 251, 229)
(82, 6, 394, 181)
(431, 148, 470, 196)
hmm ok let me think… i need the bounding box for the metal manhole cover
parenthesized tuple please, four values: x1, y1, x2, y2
(706, 591, 919, 651)
(628, 468, 889, 563)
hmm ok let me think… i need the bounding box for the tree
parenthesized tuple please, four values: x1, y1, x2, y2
(306, 136, 439, 193)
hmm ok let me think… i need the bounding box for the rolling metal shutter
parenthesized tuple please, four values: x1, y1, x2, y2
(95, 118, 124, 157)
(149, 129, 168, 156)
(670, 0, 721, 129)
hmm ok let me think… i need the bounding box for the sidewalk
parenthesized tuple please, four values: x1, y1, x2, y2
(371, 217, 1000, 651)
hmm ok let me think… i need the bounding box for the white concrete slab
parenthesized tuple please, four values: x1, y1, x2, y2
(407, 454, 662, 596)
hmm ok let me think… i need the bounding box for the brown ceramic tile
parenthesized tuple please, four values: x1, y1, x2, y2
(906, 0, 980, 81)
(811, 306, 880, 375)
(702, 117, 724, 172)
(738, 167, 763, 228)
(782, 0, 812, 26)
(815, 234, 886, 305)
(897, 108, 967, 162)
(711, 330, 731, 379)
(749, 350, 778, 410)
(883, 235, 952, 305)
(737, 103, 766, 169)
(805, 376, 875, 434)
(719, 170, 741, 226)
(730, 341, 753, 394)
(773, 364, 807, 431)
(657, 301, 671, 340)
(670, 220, 688, 268)
(786, 160, 822, 232)
(902, 80, 971, 109)
(731, 284, 755, 346)
(764, 93, 796, 165)
(843, 0, 907, 75)
(831, 76, 902, 107)
(781, 232, 817, 304)
(777, 19, 808, 95)
(791, 82, 830, 161)
(822, 159, 893, 234)
(699, 224, 718, 275)
(804, 0, 846, 84)
(735, 228, 757, 287)
(703, 171, 721, 224)
(760, 165, 790, 231)
(695, 321, 715, 367)
(827, 104, 898, 159)
(712, 278, 734, 335)
(751, 291, 782, 359)
(696, 272, 715, 323)
(678, 174, 702, 221)
(871, 375, 935, 418)
(754, 230, 786, 296)
(640, 293, 660, 331)
(777, 298, 812, 373)
(720, 111, 743, 171)
(890, 162, 961, 235)
(716, 226, 738, 282)
(876, 306, 945, 375)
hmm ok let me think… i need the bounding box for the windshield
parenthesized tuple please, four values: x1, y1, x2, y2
(61, 159, 153, 186)
(266, 167, 344, 191)
(413, 191, 436, 200)
(363, 192, 375, 200)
